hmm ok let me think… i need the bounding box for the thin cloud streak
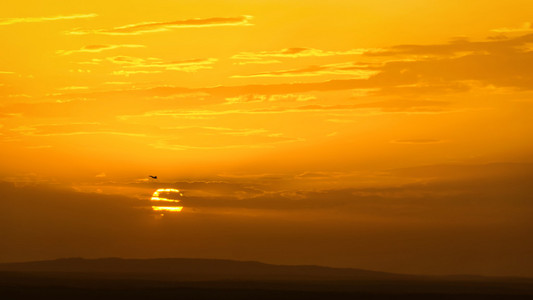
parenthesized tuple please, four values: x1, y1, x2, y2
(22, 131, 146, 137)
(118, 100, 453, 120)
(57, 44, 145, 56)
(390, 139, 447, 144)
(492, 22, 533, 33)
(151, 137, 304, 151)
(106, 56, 217, 72)
(232, 47, 377, 60)
(68, 15, 253, 35)
(232, 63, 378, 78)
(0, 13, 97, 26)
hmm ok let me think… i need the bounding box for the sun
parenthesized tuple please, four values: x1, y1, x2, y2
(151, 188, 183, 213)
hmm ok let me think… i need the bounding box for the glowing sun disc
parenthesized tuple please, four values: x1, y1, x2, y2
(151, 206, 183, 212)
(151, 188, 183, 213)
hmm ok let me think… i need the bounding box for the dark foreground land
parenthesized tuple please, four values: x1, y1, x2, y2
(0, 258, 532, 299)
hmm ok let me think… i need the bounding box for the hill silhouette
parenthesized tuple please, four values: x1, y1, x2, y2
(1, 258, 532, 299)
(0, 257, 408, 281)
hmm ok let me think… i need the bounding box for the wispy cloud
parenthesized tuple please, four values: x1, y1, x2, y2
(57, 86, 89, 91)
(26, 32, 533, 107)
(363, 33, 533, 57)
(9, 123, 144, 138)
(23, 131, 145, 137)
(492, 22, 533, 33)
(225, 94, 316, 104)
(0, 13, 97, 26)
(108, 56, 216, 70)
(42, 76, 412, 104)
(97, 56, 217, 75)
(234, 59, 281, 66)
(160, 126, 269, 137)
(25, 145, 53, 149)
(151, 136, 303, 151)
(103, 81, 132, 85)
(74, 55, 216, 76)
(390, 139, 447, 144)
(6, 94, 32, 100)
(112, 70, 162, 76)
(68, 15, 253, 35)
(232, 47, 376, 60)
(232, 62, 378, 78)
(118, 100, 451, 120)
(57, 44, 145, 56)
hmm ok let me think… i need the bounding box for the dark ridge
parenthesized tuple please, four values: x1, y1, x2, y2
(1, 257, 532, 282)
(1, 258, 533, 299)
(0, 257, 409, 281)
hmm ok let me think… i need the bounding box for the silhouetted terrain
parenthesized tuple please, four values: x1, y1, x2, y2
(0, 258, 532, 299)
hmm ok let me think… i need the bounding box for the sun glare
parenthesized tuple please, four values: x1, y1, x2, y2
(151, 206, 183, 212)
(151, 188, 183, 213)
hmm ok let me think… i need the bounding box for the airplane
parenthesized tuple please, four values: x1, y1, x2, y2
(149, 175, 158, 180)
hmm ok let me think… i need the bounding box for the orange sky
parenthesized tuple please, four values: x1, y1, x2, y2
(1, 0, 532, 276)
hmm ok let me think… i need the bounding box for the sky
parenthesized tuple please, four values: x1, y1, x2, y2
(1, 0, 532, 277)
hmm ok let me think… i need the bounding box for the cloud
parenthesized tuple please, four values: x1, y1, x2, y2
(4, 121, 301, 151)
(84, 56, 217, 75)
(492, 22, 533, 33)
(0, 13, 97, 26)
(23, 131, 145, 137)
(0, 112, 21, 118)
(1, 87, 450, 121)
(72, 56, 217, 76)
(359, 33, 533, 90)
(107, 56, 217, 72)
(232, 47, 381, 66)
(25, 145, 52, 149)
(373, 82, 471, 97)
(149, 140, 299, 151)
(296, 171, 351, 179)
(234, 59, 281, 66)
(161, 181, 264, 198)
(232, 62, 378, 78)
(7, 32, 533, 120)
(113, 70, 163, 76)
(9, 123, 145, 138)
(67, 16, 253, 35)
(365, 33, 533, 57)
(232, 47, 375, 60)
(134, 162, 533, 220)
(57, 44, 145, 56)
(103, 75, 407, 99)
(0, 75, 451, 121)
(202, 77, 398, 96)
(386, 162, 533, 181)
(149, 129, 303, 151)
(7, 94, 32, 99)
(30, 61, 413, 102)
(150, 92, 211, 100)
(57, 86, 89, 91)
(250, 100, 450, 114)
(225, 94, 316, 104)
(390, 139, 446, 144)
(159, 126, 269, 136)
(1, 162, 532, 275)
(118, 100, 451, 120)
(104, 81, 132, 85)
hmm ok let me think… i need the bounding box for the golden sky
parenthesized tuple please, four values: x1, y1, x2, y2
(1, 0, 532, 276)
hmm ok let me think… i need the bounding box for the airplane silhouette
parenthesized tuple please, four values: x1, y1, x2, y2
(149, 175, 158, 179)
